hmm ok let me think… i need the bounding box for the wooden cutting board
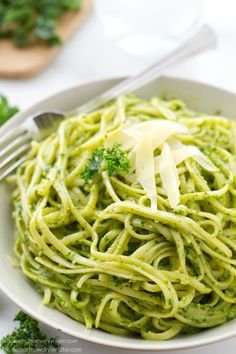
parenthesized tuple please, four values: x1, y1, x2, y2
(0, 0, 92, 79)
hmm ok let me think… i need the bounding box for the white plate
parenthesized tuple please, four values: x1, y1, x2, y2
(1, 76, 236, 351)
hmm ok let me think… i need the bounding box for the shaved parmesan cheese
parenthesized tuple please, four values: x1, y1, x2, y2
(159, 143, 180, 208)
(135, 136, 157, 210)
(192, 154, 217, 172)
(104, 130, 135, 150)
(104, 120, 205, 210)
(105, 120, 187, 151)
(127, 150, 135, 173)
(155, 140, 217, 173)
(124, 120, 187, 151)
(167, 138, 183, 150)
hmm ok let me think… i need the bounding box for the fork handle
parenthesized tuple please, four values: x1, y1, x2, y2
(76, 25, 217, 114)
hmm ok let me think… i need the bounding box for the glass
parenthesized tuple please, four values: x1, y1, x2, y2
(94, 0, 202, 57)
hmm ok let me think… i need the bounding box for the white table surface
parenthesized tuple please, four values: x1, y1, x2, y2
(1, 0, 236, 353)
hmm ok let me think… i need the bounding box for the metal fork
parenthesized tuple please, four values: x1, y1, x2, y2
(0, 25, 217, 181)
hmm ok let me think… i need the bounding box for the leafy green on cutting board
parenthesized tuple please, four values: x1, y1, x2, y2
(0, 95, 19, 125)
(0, 311, 61, 354)
(0, 0, 82, 47)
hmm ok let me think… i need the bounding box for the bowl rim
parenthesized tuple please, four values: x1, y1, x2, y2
(1, 75, 236, 351)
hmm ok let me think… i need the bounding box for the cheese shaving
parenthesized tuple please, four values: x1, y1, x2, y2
(155, 140, 217, 172)
(105, 120, 216, 209)
(159, 143, 180, 208)
(135, 136, 157, 211)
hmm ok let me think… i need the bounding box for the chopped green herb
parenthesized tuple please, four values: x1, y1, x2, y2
(184, 246, 190, 256)
(82, 143, 130, 182)
(0, 0, 82, 47)
(112, 275, 123, 285)
(0, 311, 60, 354)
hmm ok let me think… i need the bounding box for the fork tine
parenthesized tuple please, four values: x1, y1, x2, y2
(0, 111, 64, 182)
(0, 132, 31, 158)
(0, 126, 27, 149)
(0, 142, 30, 170)
(0, 156, 26, 182)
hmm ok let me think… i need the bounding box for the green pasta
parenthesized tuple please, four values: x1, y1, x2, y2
(11, 94, 236, 340)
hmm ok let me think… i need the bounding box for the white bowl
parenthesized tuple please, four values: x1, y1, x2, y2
(1, 76, 236, 351)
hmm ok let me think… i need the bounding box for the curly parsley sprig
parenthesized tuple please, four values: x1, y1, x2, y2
(81, 143, 130, 182)
(0, 311, 60, 354)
